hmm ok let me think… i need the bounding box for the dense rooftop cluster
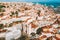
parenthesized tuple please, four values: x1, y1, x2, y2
(0, 2, 60, 40)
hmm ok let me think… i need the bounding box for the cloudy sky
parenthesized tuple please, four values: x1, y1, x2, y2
(0, 0, 60, 2)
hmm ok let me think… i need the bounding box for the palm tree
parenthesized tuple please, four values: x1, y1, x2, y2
(37, 10, 41, 16)
(15, 11, 18, 17)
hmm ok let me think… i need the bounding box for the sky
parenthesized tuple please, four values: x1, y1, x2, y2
(0, 0, 60, 2)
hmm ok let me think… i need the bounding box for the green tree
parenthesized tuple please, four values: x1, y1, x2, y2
(36, 28, 43, 35)
(0, 5, 5, 8)
(0, 8, 5, 12)
(0, 24, 4, 29)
